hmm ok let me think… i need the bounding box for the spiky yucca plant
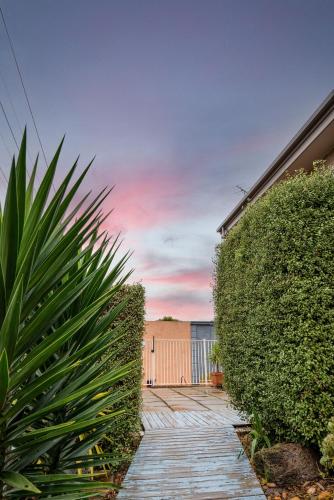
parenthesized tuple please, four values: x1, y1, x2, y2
(0, 131, 134, 498)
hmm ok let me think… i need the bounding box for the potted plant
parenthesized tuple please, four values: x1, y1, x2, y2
(209, 342, 224, 387)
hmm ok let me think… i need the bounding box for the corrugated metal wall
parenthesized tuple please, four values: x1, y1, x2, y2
(191, 322, 215, 383)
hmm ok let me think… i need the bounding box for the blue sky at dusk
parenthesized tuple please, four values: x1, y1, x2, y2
(0, 0, 333, 319)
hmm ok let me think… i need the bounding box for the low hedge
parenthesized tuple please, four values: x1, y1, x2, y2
(214, 167, 334, 445)
(102, 283, 145, 467)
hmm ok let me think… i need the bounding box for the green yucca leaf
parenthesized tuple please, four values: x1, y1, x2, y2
(28, 157, 79, 258)
(17, 263, 95, 352)
(60, 452, 119, 466)
(10, 409, 124, 445)
(0, 280, 22, 364)
(11, 288, 115, 388)
(0, 158, 19, 299)
(0, 349, 9, 409)
(39, 494, 105, 499)
(6, 326, 125, 422)
(43, 158, 94, 239)
(0, 263, 6, 326)
(15, 129, 26, 244)
(0, 471, 41, 493)
(0, 133, 134, 499)
(25, 154, 38, 214)
(29, 472, 107, 482)
(11, 363, 132, 432)
(20, 137, 64, 248)
(33, 481, 117, 493)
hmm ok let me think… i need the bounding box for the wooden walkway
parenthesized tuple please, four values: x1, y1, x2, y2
(118, 388, 265, 499)
(142, 410, 247, 430)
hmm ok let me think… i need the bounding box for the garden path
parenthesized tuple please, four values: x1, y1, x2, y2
(117, 387, 265, 499)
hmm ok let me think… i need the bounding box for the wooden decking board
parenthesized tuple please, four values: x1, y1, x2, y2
(118, 389, 264, 499)
(141, 410, 246, 430)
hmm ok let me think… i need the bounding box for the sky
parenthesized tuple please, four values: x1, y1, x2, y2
(0, 0, 333, 320)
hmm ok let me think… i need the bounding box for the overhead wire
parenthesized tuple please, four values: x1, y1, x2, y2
(0, 98, 19, 150)
(0, 68, 23, 136)
(0, 125, 11, 159)
(0, 5, 49, 168)
(0, 116, 11, 182)
(0, 66, 41, 180)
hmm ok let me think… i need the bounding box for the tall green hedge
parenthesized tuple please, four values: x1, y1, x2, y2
(214, 167, 334, 445)
(102, 283, 145, 467)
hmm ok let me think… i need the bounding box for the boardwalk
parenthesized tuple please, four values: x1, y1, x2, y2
(118, 387, 265, 499)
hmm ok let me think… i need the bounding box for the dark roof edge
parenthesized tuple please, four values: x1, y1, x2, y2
(217, 90, 334, 234)
(190, 321, 214, 325)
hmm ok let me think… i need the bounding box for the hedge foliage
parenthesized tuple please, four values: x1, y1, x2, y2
(214, 167, 334, 445)
(102, 283, 145, 467)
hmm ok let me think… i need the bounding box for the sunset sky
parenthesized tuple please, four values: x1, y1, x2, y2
(0, 0, 333, 320)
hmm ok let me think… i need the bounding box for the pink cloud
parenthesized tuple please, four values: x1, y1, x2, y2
(146, 295, 213, 321)
(146, 268, 212, 289)
(99, 168, 191, 233)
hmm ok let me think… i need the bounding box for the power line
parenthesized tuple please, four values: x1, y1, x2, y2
(0, 68, 23, 136)
(0, 5, 48, 168)
(0, 163, 8, 182)
(0, 121, 11, 182)
(0, 126, 12, 159)
(0, 98, 19, 150)
(0, 66, 40, 179)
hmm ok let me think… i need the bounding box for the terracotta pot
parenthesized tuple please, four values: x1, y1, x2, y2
(211, 371, 224, 387)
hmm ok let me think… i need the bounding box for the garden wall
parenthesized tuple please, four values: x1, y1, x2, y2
(214, 168, 334, 445)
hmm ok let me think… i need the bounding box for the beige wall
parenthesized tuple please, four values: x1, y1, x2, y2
(143, 321, 192, 386)
(144, 320, 191, 341)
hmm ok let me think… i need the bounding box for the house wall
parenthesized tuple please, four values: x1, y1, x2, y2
(325, 147, 334, 165)
(144, 320, 191, 341)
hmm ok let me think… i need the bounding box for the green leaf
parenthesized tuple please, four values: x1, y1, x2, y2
(0, 263, 6, 326)
(25, 154, 38, 215)
(0, 157, 18, 297)
(0, 279, 22, 363)
(39, 494, 104, 499)
(15, 128, 27, 243)
(19, 137, 64, 266)
(0, 349, 9, 409)
(0, 471, 41, 493)
(10, 409, 124, 446)
(0, 132, 139, 486)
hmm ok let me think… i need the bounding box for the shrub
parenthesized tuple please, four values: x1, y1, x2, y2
(208, 342, 223, 371)
(0, 132, 134, 498)
(214, 167, 334, 445)
(102, 284, 145, 467)
(320, 417, 334, 471)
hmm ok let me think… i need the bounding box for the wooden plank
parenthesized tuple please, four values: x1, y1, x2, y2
(118, 426, 265, 499)
(142, 410, 244, 429)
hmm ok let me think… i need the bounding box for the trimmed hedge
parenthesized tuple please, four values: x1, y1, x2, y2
(214, 168, 334, 445)
(102, 283, 145, 467)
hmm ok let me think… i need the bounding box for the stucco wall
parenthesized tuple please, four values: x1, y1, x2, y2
(144, 320, 191, 341)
